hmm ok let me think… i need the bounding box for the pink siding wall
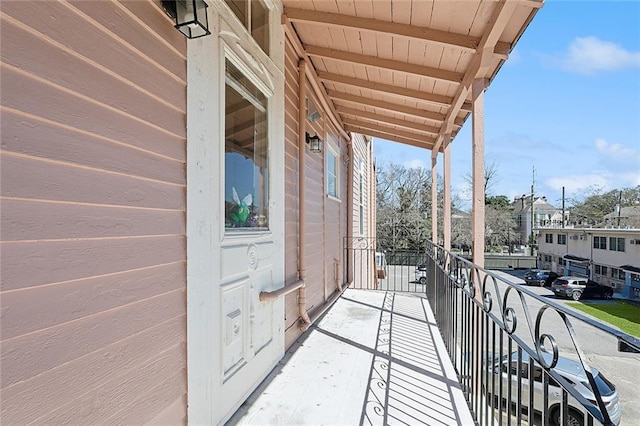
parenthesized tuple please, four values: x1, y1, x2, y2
(283, 40, 349, 348)
(1, 1, 187, 424)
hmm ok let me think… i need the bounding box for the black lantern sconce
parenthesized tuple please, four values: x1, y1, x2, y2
(305, 132, 323, 153)
(162, 0, 211, 39)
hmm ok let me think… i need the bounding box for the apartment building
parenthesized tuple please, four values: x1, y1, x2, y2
(537, 227, 640, 299)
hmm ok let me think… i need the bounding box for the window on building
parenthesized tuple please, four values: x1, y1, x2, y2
(594, 264, 608, 276)
(610, 268, 625, 280)
(609, 237, 625, 252)
(631, 273, 640, 283)
(557, 234, 566, 245)
(593, 236, 607, 250)
(224, 59, 269, 230)
(544, 254, 552, 262)
(545, 233, 553, 243)
(559, 258, 566, 266)
(358, 159, 364, 235)
(326, 141, 339, 199)
(224, 0, 270, 55)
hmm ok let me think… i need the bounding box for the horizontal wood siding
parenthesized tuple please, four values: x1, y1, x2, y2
(0, 1, 187, 424)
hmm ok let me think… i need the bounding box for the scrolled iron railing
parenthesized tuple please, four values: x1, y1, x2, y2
(424, 240, 639, 426)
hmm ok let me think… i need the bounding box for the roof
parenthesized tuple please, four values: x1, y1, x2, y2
(281, 0, 543, 151)
(620, 265, 640, 274)
(512, 196, 557, 214)
(604, 206, 640, 220)
(564, 254, 589, 263)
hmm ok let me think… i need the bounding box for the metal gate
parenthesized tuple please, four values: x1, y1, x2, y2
(344, 237, 429, 293)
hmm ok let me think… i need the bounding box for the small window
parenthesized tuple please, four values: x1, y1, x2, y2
(557, 234, 566, 245)
(326, 141, 339, 199)
(595, 264, 608, 276)
(545, 233, 553, 243)
(225, 0, 270, 55)
(610, 268, 625, 280)
(594, 236, 607, 250)
(609, 237, 625, 252)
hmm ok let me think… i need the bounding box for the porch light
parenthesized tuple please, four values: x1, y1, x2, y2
(305, 132, 322, 153)
(162, 0, 210, 39)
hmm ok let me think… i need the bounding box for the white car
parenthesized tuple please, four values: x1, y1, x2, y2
(415, 262, 427, 284)
(487, 351, 621, 426)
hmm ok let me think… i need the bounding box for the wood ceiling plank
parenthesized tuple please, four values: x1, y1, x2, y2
(304, 45, 463, 83)
(342, 117, 434, 142)
(336, 106, 440, 134)
(285, 7, 479, 51)
(329, 90, 468, 126)
(317, 71, 454, 106)
(344, 124, 436, 151)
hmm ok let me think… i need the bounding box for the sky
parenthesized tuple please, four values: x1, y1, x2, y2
(373, 0, 640, 211)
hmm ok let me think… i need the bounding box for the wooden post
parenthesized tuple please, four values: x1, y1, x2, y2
(431, 152, 438, 245)
(471, 78, 485, 268)
(443, 134, 452, 252)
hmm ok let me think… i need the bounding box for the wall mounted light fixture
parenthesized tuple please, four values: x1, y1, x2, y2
(305, 132, 323, 153)
(162, 0, 211, 39)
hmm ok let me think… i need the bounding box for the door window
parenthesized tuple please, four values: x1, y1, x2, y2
(224, 59, 269, 230)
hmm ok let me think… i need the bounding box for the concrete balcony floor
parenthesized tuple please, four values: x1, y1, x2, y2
(229, 289, 474, 425)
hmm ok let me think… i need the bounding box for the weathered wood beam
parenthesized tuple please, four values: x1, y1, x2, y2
(328, 90, 464, 126)
(284, 7, 511, 54)
(335, 105, 439, 135)
(341, 117, 436, 143)
(344, 124, 438, 151)
(305, 45, 463, 84)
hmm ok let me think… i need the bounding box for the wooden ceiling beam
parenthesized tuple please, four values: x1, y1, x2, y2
(284, 7, 511, 54)
(434, 0, 519, 152)
(344, 124, 438, 152)
(305, 45, 463, 84)
(328, 90, 464, 126)
(317, 71, 465, 110)
(335, 106, 439, 135)
(341, 117, 436, 143)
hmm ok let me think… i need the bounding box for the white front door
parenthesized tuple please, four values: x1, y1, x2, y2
(187, 3, 285, 424)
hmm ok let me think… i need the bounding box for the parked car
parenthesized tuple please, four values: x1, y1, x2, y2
(524, 269, 559, 287)
(551, 276, 614, 301)
(375, 252, 387, 280)
(487, 351, 621, 426)
(415, 262, 428, 284)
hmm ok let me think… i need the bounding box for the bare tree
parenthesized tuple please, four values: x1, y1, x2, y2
(463, 159, 500, 198)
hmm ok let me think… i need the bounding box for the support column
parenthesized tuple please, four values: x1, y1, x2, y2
(471, 78, 485, 268)
(443, 135, 452, 252)
(431, 152, 438, 245)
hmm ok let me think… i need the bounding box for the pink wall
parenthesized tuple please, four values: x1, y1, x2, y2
(1, 1, 187, 423)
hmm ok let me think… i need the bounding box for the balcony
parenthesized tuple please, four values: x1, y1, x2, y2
(230, 242, 639, 426)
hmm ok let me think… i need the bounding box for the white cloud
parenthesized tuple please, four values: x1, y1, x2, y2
(546, 173, 611, 194)
(556, 36, 640, 74)
(403, 158, 427, 169)
(594, 138, 639, 159)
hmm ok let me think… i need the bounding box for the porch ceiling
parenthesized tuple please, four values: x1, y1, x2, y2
(282, 0, 543, 152)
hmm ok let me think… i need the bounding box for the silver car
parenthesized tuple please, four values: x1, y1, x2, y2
(488, 351, 621, 426)
(551, 276, 614, 301)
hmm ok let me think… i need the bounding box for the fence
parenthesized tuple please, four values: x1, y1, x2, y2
(424, 240, 639, 426)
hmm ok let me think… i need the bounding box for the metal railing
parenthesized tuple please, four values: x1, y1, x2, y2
(424, 240, 640, 426)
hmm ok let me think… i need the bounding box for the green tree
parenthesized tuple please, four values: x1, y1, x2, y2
(568, 186, 640, 225)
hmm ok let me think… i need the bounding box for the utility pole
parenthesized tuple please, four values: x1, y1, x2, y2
(617, 190, 622, 227)
(530, 166, 535, 245)
(562, 186, 565, 228)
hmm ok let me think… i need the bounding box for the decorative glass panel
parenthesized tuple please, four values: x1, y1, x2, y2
(225, 60, 268, 230)
(251, 0, 269, 55)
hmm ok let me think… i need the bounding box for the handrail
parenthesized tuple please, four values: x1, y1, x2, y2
(259, 280, 305, 302)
